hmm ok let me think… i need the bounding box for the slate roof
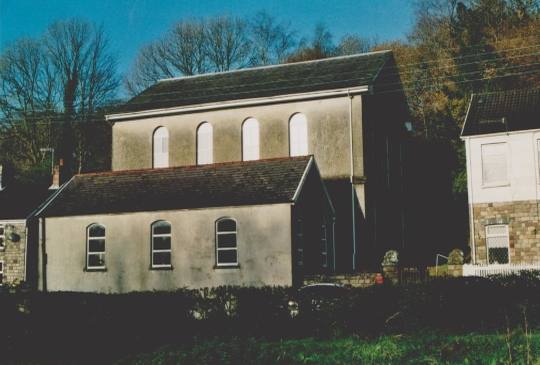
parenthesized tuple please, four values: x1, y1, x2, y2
(0, 184, 55, 220)
(111, 51, 394, 116)
(462, 89, 540, 136)
(36, 156, 315, 218)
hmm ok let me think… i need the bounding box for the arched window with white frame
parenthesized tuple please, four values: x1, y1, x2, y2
(153, 127, 169, 168)
(216, 218, 237, 266)
(289, 113, 308, 156)
(197, 122, 213, 165)
(87, 224, 106, 270)
(242, 118, 259, 161)
(151, 221, 172, 268)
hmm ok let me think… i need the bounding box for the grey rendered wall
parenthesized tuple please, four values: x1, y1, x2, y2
(112, 96, 364, 181)
(39, 204, 293, 293)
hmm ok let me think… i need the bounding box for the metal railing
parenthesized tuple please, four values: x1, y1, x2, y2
(463, 263, 540, 277)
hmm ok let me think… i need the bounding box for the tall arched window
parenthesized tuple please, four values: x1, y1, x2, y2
(87, 224, 106, 270)
(197, 123, 213, 165)
(153, 127, 169, 168)
(289, 113, 308, 156)
(216, 218, 237, 266)
(151, 221, 172, 268)
(242, 118, 259, 161)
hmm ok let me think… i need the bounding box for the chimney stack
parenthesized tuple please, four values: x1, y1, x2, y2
(49, 164, 60, 190)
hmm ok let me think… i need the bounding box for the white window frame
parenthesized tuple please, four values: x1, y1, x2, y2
(242, 118, 259, 161)
(87, 224, 106, 270)
(486, 225, 510, 265)
(289, 113, 308, 157)
(153, 127, 169, 168)
(151, 221, 172, 268)
(197, 122, 213, 165)
(481, 142, 509, 187)
(321, 215, 328, 268)
(215, 218, 238, 267)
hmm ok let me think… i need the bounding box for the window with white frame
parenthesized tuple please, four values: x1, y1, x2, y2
(152, 221, 172, 268)
(0, 225, 4, 249)
(481, 143, 508, 186)
(321, 215, 328, 268)
(153, 127, 169, 168)
(87, 224, 106, 269)
(289, 113, 308, 157)
(197, 122, 213, 165)
(0, 261, 3, 285)
(537, 140, 540, 181)
(486, 225, 509, 264)
(242, 118, 259, 161)
(216, 218, 237, 266)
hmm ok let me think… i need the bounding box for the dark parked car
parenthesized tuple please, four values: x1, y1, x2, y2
(288, 283, 352, 317)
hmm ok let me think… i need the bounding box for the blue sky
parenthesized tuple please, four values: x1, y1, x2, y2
(0, 0, 414, 75)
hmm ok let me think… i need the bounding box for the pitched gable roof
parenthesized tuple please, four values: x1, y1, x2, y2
(110, 51, 394, 117)
(36, 156, 317, 218)
(462, 89, 540, 136)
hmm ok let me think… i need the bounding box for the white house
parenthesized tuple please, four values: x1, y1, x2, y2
(461, 89, 540, 267)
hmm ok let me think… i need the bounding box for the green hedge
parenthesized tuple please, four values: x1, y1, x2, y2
(2, 273, 540, 364)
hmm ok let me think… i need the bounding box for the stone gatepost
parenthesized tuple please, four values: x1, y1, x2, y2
(382, 250, 399, 284)
(447, 249, 464, 277)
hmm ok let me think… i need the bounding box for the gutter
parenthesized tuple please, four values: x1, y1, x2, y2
(107, 86, 370, 122)
(348, 90, 357, 271)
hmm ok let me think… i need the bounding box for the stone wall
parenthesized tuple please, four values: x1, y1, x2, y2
(0, 222, 26, 286)
(472, 200, 540, 264)
(304, 272, 379, 287)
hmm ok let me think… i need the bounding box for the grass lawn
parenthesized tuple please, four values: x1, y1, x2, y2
(114, 330, 540, 365)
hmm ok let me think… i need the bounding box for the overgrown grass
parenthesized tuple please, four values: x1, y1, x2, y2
(114, 331, 540, 365)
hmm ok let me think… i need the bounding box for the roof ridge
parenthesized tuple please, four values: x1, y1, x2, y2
(157, 51, 393, 84)
(76, 155, 314, 177)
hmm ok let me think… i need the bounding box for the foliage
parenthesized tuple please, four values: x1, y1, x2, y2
(3, 275, 540, 364)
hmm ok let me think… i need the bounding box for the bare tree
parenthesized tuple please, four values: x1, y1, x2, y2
(203, 14, 252, 72)
(44, 18, 119, 173)
(249, 10, 297, 66)
(286, 22, 336, 62)
(0, 36, 61, 171)
(337, 34, 378, 55)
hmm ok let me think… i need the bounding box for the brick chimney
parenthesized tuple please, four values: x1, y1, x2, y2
(49, 164, 60, 190)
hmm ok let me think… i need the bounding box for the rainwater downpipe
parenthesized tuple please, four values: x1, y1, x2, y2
(348, 90, 357, 271)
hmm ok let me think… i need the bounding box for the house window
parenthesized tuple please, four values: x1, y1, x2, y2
(482, 143, 508, 186)
(197, 122, 213, 165)
(153, 127, 169, 168)
(216, 218, 237, 266)
(486, 225, 509, 264)
(0, 225, 4, 249)
(321, 215, 328, 268)
(242, 118, 259, 161)
(152, 221, 172, 268)
(87, 224, 106, 270)
(289, 113, 308, 157)
(0, 261, 3, 285)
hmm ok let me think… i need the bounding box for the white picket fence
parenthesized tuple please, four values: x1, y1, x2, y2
(463, 263, 540, 277)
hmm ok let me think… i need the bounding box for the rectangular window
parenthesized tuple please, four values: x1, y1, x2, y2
(486, 225, 509, 264)
(482, 143, 508, 186)
(0, 261, 3, 285)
